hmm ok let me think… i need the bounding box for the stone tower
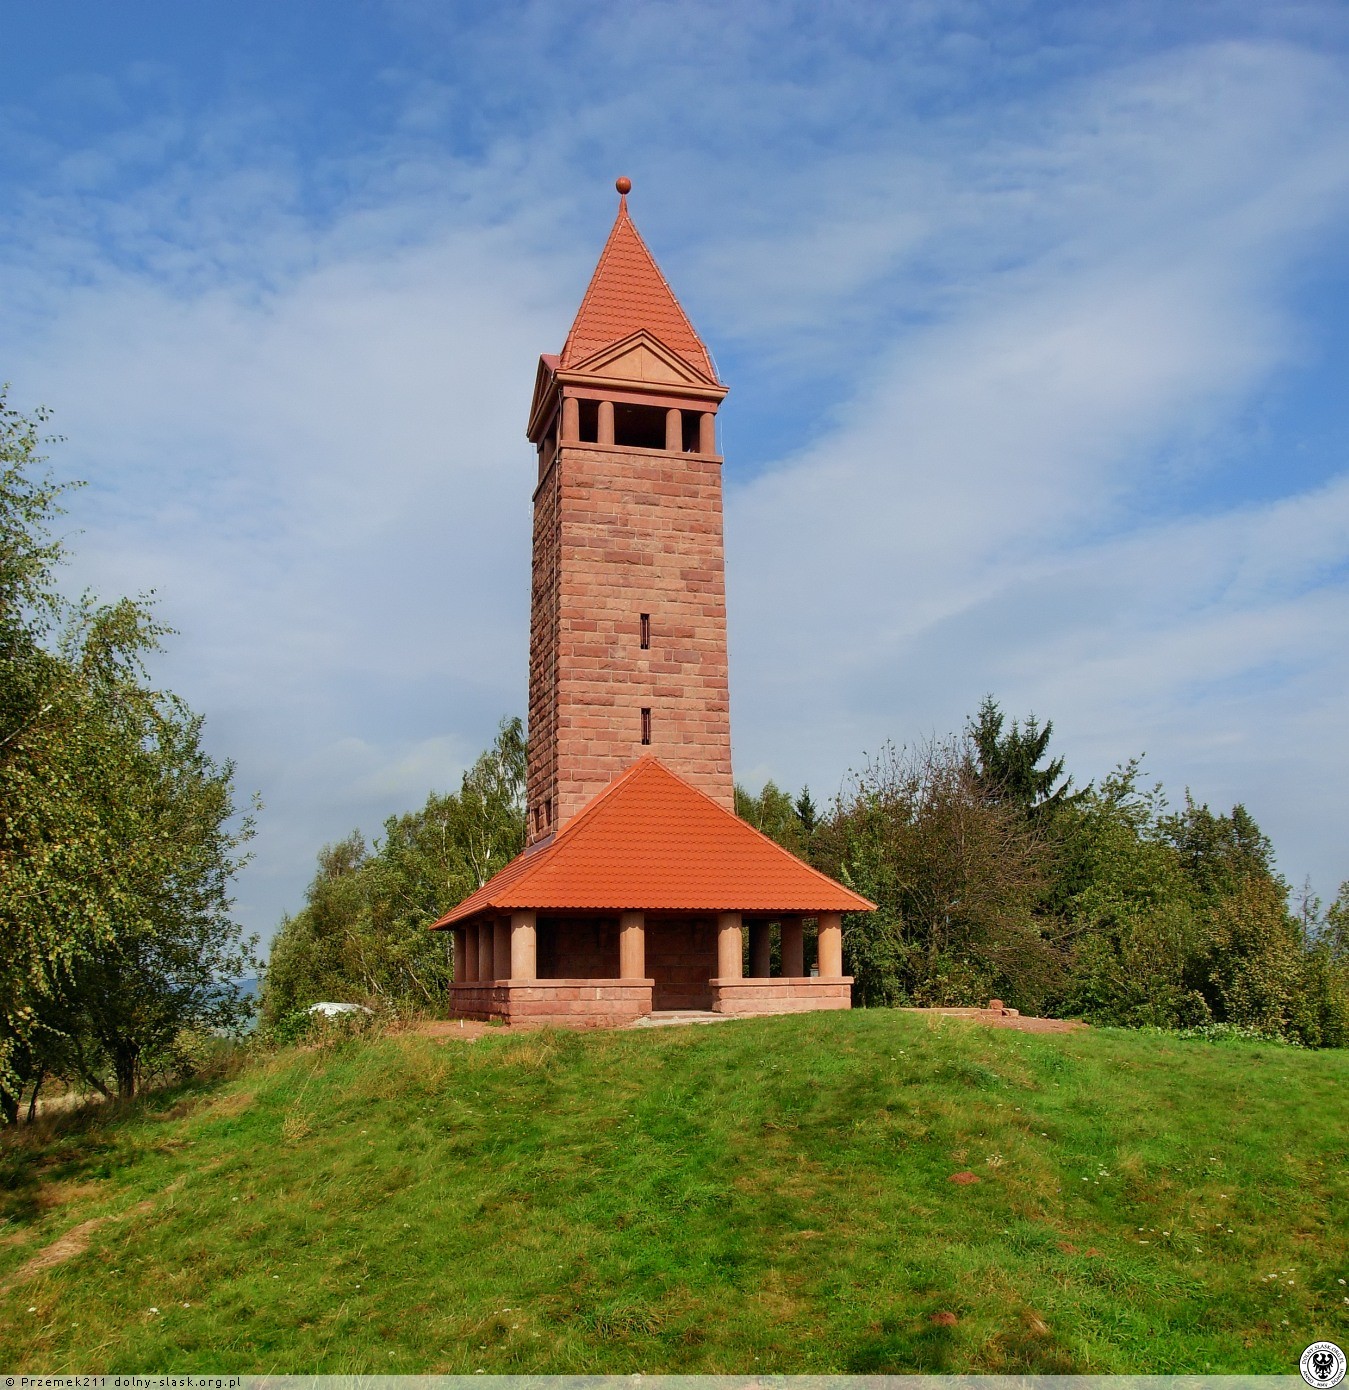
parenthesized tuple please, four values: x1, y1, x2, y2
(523, 179, 732, 843)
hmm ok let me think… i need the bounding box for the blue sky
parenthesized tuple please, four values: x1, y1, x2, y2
(4, 0, 1348, 943)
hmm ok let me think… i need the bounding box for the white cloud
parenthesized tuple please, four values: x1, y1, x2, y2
(727, 40, 1349, 895)
(3, 168, 574, 940)
(4, 15, 1349, 946)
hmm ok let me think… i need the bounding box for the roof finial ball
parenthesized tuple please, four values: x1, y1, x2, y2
(615, 175, 632, 196)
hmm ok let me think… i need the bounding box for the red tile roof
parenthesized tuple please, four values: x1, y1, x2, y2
(430, 757, 874, 926)
(560, 195, 718, 381)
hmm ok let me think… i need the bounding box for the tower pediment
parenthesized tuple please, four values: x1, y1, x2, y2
(526, 354, 560, 443)
(568, 329, 719, 389)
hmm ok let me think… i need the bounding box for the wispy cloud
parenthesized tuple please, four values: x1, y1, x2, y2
(729, 39, 1349, 893)
(3, 6, 1348, 938)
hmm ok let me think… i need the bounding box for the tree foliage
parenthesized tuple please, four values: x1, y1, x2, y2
(733, 780, 811, 858)
(733, 702, 1348, 1046)
(969, 694, 1078, 817)
(813, 736, 1057, 1010)
(0, 390, 255, 1119)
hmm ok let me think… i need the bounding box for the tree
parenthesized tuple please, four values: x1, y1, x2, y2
(1324, 882, 1349, 961)
(814, 736, 1057, 1011)
(969, 695, 1077, 818)
(0, 391, 82, 1119)
(0, 390, 255, 1117)
(1200, 875, 1316, 1042)
(1052, 766, 1349, 1043)
(52, 673, 256, 1099)
(1162, 795, 1280, 902)
(794, 786, 818, 858)
(1054, 761, 1211, 1028)
(734, 780, 806, 857)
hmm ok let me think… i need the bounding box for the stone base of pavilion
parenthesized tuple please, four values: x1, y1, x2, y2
(448, 978, 656, 1027)
(710, 976, 852, 1015)
(447, 974, 853, 1028)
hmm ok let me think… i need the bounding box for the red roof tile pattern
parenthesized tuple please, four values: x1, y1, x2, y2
(430, 757, 874, 926)
(560, 196, 718, 381)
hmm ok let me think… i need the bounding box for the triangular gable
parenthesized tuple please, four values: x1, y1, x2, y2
(526, 354, 560, 442)
(560, 198, 718, 382)
(568, 328, 718, 389)
(430, 757, 875, 926)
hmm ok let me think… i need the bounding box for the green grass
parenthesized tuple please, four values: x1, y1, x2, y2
(2, 1010, 1347, 1372)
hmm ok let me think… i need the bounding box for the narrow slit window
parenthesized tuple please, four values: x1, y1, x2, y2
(639, 613, 650, 649)
(544, 796, 553, 827)
(640, 707, 652, 745)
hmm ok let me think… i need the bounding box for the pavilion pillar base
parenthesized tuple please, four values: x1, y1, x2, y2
(449, 979, 655, 1029)
(709, 976, 853, 1016)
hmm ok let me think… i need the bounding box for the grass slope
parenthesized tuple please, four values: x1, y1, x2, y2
(2, 1011, 1347, 1373)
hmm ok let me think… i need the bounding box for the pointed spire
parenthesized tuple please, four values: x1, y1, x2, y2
(560, 178, 718, 381)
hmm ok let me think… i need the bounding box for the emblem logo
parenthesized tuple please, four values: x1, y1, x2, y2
(1301, 1341, 1347, 1389)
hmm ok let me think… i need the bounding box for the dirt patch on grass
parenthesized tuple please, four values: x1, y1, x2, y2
(0, 1214, 109, 1293)
(0, 1177, 184, 1295)
(203, 1090, 255, 1118)
(29, 1090, 108, 1121)
(38, 1180, 104, 1213)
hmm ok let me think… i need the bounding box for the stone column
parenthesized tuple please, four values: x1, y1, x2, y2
(749, 921, 771, 978)
(780, 916, 805, 978)
(493, 917, 511, 981)
(477, 920, 494, 980)
(510, 910, 537, 981)
(717, 911, 743, 979)
(619, 911, 646, 979)
(598, 399, 615, 446)
(699, 412, 716, 454)
(461, 925, 478, 984)
(818, 912, 844, 978)
(665, 408, 682, 452)
(561, 395, 579, 442)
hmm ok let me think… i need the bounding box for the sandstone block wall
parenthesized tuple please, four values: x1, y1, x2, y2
(646, 917, 719, 1011)
(525, 439, 733, 840)
(537, 915, 621, 979)
(526, 454, 561, 839)
(449, 979, 654, 1028)
(710, 978, 853, 1015)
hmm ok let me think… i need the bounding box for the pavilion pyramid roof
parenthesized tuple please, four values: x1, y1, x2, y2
(559, 194, 718, 382)
(430, 757, 874, 927)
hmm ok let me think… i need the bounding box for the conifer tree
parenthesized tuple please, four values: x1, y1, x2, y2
(968, 694, 1077, 817)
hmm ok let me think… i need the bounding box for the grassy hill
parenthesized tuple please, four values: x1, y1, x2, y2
(2, 1010, 1346, 1373)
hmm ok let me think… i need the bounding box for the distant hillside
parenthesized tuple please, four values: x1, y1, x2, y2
(3, 1012, 1346, 1373)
